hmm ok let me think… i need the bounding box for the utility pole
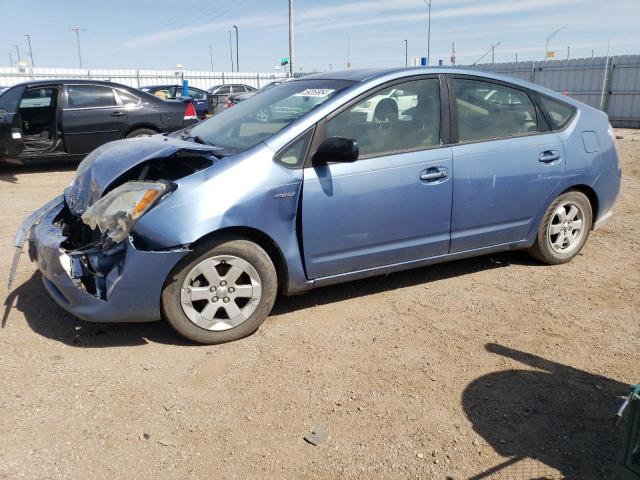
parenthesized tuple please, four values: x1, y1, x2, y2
(288, 0, 295, 76)
(472, 42, 500, 66)
(69, 27, 85, 68)
(423, 0, 431, 65)
(515, 53, 518, 63)
(545, 26, 566, 61)
(591, 49, 595, 58)
(404, 39, 408, 66)
(233, 25, 239, 72)
(24, 34, 34, 67)
(14, 44, 21, 63)
(209, 45, 214, 71)
(567, 46, 570, 60)
(228, 30, 234, 72)
(7, 52, 13, 67)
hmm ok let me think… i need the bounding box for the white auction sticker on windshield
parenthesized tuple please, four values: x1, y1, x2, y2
(294, 88, 334, 97)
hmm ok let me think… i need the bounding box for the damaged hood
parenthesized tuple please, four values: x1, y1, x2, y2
(64, 135, 217, 216)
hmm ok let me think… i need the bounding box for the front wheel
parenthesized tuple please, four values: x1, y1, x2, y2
(528, 191, 592, 264)
(125, 128, 157, 138)
(162, 237, 278, 344)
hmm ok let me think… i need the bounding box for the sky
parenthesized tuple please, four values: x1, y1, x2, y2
(1, 0, 640, 72)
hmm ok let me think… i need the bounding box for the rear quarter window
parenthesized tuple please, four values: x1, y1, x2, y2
(537, 94, 576, 130)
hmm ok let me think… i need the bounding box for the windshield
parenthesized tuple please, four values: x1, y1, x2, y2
(186, 79, 354, 154)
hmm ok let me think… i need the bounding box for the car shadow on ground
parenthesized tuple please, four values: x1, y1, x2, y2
(0, 162, 78, 183)
(272, 250, 536, 315)
(464, 343, 628, 480)
(3, 271, 191, 347)
(4, 251, 535, 348)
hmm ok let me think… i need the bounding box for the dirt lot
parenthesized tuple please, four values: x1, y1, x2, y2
(1, 129, 639, 480)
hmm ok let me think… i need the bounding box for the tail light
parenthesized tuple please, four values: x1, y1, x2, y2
(183, 102, 197, 121)
(226, 97, 232, 108)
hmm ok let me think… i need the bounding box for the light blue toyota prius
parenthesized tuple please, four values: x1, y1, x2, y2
(10, 68, 621, 344)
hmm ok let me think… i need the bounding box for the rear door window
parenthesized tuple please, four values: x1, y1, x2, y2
(453, 78, 538, 142)
(66, 85, 117, 108)
(20, 87, 55, 108)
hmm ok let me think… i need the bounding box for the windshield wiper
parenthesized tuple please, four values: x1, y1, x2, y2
(180, 131, 216, 146)
(193, 135, 216, 147)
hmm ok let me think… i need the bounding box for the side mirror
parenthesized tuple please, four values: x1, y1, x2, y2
(313, 136, 359, 165)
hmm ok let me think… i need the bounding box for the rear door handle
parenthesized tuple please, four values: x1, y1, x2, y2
(538, 151, 561, 163)
(420, 168, 449, 181)
(111, 111, 125, 117)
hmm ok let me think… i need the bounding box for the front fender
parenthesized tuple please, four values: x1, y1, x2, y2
(133, 145, 311, 294)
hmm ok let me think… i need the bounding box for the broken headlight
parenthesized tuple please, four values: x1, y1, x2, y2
(80, 181, 169, 243)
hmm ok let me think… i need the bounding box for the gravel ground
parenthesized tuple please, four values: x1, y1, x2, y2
(1, 129, 639, 480)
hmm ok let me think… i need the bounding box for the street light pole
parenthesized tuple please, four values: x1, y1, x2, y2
(228, 30, 234, 72)
(209, 45, 214, 71)
(24, 34, 34, 67)
(233, 25, 239, 72)
(7, 52, 13, 67)
(69, 27, 85, 68)
(404, 39, 408, 66)
(14, 44, 21, 63)
(544, 26, 566, 61)
(288, 0, 295, 76)
(423, 0, 431, 65)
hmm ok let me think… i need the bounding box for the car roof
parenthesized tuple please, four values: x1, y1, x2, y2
(142, 84, 205, 91)
(299, 67, 578, 105)
(7, 79, 134, 89)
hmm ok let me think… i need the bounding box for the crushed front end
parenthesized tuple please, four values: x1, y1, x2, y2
(9, 136, 219, 323)
(19, 193, 188, 323)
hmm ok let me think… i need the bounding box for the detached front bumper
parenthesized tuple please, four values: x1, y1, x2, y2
(17, 198, 188, 323)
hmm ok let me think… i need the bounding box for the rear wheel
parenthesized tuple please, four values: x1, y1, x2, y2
(125, 128, 157, 138)
(162, 237, 278, 344)
(529, 191, 592, 264)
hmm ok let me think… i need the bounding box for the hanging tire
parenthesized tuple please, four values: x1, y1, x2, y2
(528, 190, 592, 264)
(162, 237, 278, 344)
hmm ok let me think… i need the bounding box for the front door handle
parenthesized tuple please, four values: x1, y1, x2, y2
(420, 169, 449, 181)
(538, 151, 561, 163)
(111, 111, 125, 117)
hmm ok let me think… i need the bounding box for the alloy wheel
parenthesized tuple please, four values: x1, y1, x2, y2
(180, 255, 262, 331)
(547, 201, 586, 255)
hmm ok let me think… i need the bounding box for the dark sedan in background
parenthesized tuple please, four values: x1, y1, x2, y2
(230, 80, 285, 106)
(0, 79, 198, 165)
(207, 83, 256, 114)
(140, 84, 212, 119)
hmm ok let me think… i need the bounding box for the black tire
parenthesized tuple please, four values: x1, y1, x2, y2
(162, 237, 278, 344)
(125, 128, 157, 138)
(528, 190, 592, 265)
